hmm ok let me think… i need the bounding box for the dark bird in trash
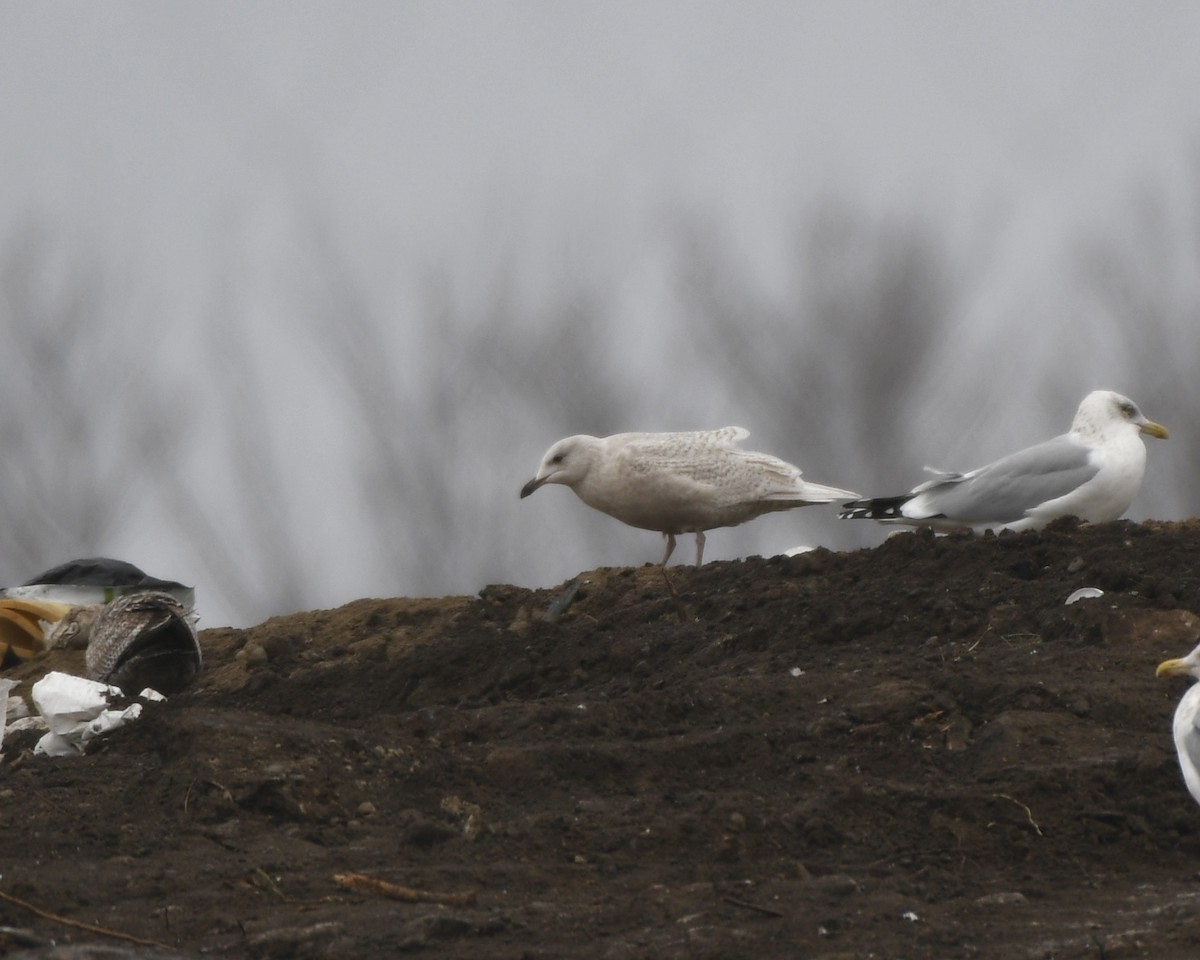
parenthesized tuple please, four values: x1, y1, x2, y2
(50, 592, 202, 697)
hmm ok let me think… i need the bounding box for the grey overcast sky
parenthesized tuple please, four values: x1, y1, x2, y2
(5, 3, 1198, 267)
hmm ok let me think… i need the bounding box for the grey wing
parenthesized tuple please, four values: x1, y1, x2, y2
(912, 435, 1099, 523)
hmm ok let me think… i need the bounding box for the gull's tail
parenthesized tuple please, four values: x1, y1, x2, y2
(747, 451, 858, 504)
(789, 479, 861, 504)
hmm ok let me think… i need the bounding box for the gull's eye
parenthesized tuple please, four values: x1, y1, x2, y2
(551, 453, 565, 464)
(1119, 402, 1136, 418)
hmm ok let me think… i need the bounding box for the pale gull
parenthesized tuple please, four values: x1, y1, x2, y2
(839, 390, 1167, 533)
(520, 426, 858, 566)
(1156, 641, 1200, 807)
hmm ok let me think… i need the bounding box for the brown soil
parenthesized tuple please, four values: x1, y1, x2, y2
(5, 518, 1200, 959)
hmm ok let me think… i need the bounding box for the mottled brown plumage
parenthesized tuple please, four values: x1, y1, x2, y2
(48, 592, 203, 696)
(44, 603, 103, 650)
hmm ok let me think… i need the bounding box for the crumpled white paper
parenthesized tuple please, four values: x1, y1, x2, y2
(29, 671, 144, 757)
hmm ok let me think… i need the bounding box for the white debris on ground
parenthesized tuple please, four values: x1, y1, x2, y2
(24, 671, 161, 758)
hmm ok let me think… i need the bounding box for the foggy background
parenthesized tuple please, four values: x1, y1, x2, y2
(2, 2, 1198, 628)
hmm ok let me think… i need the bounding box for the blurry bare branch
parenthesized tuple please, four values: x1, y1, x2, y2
(674, 203, 958, 493)
(296, 220, 633, 595)
(0, 222, 148, 583)
(1075, 177, 1200, 519)
(142, 282, 312, 621)
(0, 219, 307, 624)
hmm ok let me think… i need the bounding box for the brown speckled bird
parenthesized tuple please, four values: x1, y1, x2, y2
(47, 591, 202, 696)
(44, 603, 103, 650)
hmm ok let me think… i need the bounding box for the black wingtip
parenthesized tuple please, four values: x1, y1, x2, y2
(839, 496, 911, 521)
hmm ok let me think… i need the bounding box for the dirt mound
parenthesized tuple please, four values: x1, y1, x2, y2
(5, 518, 1200, 958)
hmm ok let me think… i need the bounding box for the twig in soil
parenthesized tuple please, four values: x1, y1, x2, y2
(182, 777, 232, 818)
(660, 567, 690, 622)
(0, 888, 173, 950)
(253, 868, 293, 901)
(241, 869, 337, 907)
(333, 873, 476, 907)
(995, 793, 1044, 836)
(721, 894, 784, 918)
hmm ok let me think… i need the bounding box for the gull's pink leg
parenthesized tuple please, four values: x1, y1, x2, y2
(694, 530, 705, 567)
(661, 533, 677, 566)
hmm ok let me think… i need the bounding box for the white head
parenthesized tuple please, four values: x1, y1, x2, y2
(1071, 390, 1168, 442)
(1158, 642, 1200, 682)
(520, 435, 601, 498)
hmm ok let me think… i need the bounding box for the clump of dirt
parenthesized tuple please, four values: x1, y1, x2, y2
(5, 518, 1200, 959)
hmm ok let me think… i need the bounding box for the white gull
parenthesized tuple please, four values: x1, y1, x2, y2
(840, 390, 1167, 533)
(1157, 641, 1200, 808)
(521, 426, 857, 566)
